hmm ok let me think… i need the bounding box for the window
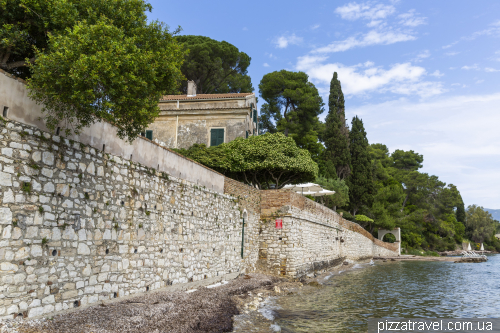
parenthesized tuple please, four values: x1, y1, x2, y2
(2, 106, 8, 118)
(141, 130, 153, 141)
(210, 128, 224, 146)
(246, 131, 249, 139)
(253, 109, 257, 123)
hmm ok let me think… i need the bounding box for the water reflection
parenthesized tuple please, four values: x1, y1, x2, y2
(233, 255, 499, 333)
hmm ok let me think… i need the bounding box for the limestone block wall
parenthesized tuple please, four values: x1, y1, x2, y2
(258, 190, 399, 278)
(0, 119, 246, 320)
(223, 177, 261, 273)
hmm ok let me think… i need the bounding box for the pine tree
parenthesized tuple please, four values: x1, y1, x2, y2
(348, 116, 374, 215)
(323, 72, 351, 179)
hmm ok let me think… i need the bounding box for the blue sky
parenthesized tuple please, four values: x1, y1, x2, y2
(148, 0, 500, 209)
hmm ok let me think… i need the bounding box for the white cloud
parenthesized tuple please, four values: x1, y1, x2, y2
(263, 63, 270, 67)
(442, 41, 458, 49)
(413, 50, 430, 62)
(398, 9, 427, 27)
(296, 56, 444, 97)
(335, 2, 396, 26)
(273, 34, 303, 49)
(485, 67, 500, 72)
(311, 24, 320, 30)
(461, 64, 480, 70)
(313, 30, 416, 53)
(347, 93, 500, 207)
(476, 79, 485, 84)
(242, 27, 248, 31)
(445, 51, 460, 56)
(430, 70, 444, 77)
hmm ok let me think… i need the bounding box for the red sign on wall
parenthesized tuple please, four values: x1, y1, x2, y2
(275, 219, 283, 229)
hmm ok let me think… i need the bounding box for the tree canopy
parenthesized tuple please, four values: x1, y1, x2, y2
(348, 116, 374, 215)
(6, 0, 186, 141)
(174, 133, 318, 189)
(465, 205, 497, 244)
(175, 35, 253, 94)
(323, 72, 351, 180)
(258, 70, 324, 163)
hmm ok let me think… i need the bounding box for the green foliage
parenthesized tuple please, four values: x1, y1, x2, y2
(175, 35, 253, 94)
(42, 237, 48, 245)
(38, 206, 44, 213)
(174, 133, 318, 189)
(1, 0, 157, 77)
(354, 214, 373, 222)
(19, 0, 185, 141)
(465, 205, 497, 243)
(348, 116, 374, 215)
(315, 176, 349, 209)
(323, 72, 351, 180)
(21, 182, 31, 193)
(392, 149, 423, 171)
(258, 70, 324, 162)
(28, 160, 40, 170)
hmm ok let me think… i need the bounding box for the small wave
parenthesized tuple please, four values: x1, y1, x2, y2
(270, 323, 282, 332)
(258, 297, 281, 321)
(369, 259, 375, 265)
(323, 273, 334, 280)
(352, 264, 363, 269)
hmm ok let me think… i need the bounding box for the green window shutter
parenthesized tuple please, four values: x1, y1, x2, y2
(145, 130, 153, 140)
(211, 128, 224, 146)
(253, 109, 257, 123)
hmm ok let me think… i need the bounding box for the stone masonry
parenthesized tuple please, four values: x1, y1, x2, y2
(0, 119, 245, 320)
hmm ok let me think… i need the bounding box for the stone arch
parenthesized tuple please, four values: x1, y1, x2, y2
(378, 227, 401, 255)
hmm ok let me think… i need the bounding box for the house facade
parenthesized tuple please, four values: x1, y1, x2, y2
(146, 81, 258, 149)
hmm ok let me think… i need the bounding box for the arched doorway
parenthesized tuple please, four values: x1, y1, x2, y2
(378, 227, 401, 255)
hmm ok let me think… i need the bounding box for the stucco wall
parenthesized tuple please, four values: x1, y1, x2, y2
(0, 70, 224, 193)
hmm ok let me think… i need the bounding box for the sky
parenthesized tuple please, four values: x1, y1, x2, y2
(148, 0, 500, 209)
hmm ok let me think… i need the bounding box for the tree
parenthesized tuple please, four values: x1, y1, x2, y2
(259, 70, 323, 138)
(1, 0, 156, 78)
(175, 35, 253, 94)
(348, 116, 374, 215)
(465, 205, 496, 243)
(392, 149, 423, 171)
(174, 133, 318, 189)
(315, 176, 349, 210)
(23, 1, 185, 141)
(323, 72, 351, 180)
(259, 70, 324, 163)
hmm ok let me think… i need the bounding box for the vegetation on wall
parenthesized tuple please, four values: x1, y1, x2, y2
(173, 133, 318, 189)
(2, 0, 185, 141)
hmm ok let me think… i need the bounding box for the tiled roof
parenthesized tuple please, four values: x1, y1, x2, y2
(161, 93, 254, 101)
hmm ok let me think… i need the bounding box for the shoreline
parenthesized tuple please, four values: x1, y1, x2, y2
(2, 255, 493, 333)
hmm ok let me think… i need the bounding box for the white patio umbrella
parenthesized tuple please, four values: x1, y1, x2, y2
(467, 243, 472, 251)
(308, 189, 336, 197)
(283, 183, 323, 193)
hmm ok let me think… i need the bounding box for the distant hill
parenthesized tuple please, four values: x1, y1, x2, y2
(485, 208, 500, 222)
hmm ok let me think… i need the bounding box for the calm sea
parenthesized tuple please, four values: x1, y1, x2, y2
(233, 254, 499, 332)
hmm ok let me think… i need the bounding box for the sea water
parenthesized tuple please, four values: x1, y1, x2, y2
(233, 255, 499, 332)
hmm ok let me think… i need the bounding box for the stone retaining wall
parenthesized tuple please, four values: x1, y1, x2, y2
(0, 119, 245, 320)
(258, 190, 398, 277)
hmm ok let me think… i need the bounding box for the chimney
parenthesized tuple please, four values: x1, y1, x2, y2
(187, 80, 197, 97)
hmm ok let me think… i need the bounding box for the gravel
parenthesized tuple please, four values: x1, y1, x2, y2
(5, 274, 279, 333)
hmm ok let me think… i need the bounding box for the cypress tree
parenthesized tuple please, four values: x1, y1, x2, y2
(348, 116, 374, 215)
(456, 195, 466, 223)
(323, 72, 351, 179)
